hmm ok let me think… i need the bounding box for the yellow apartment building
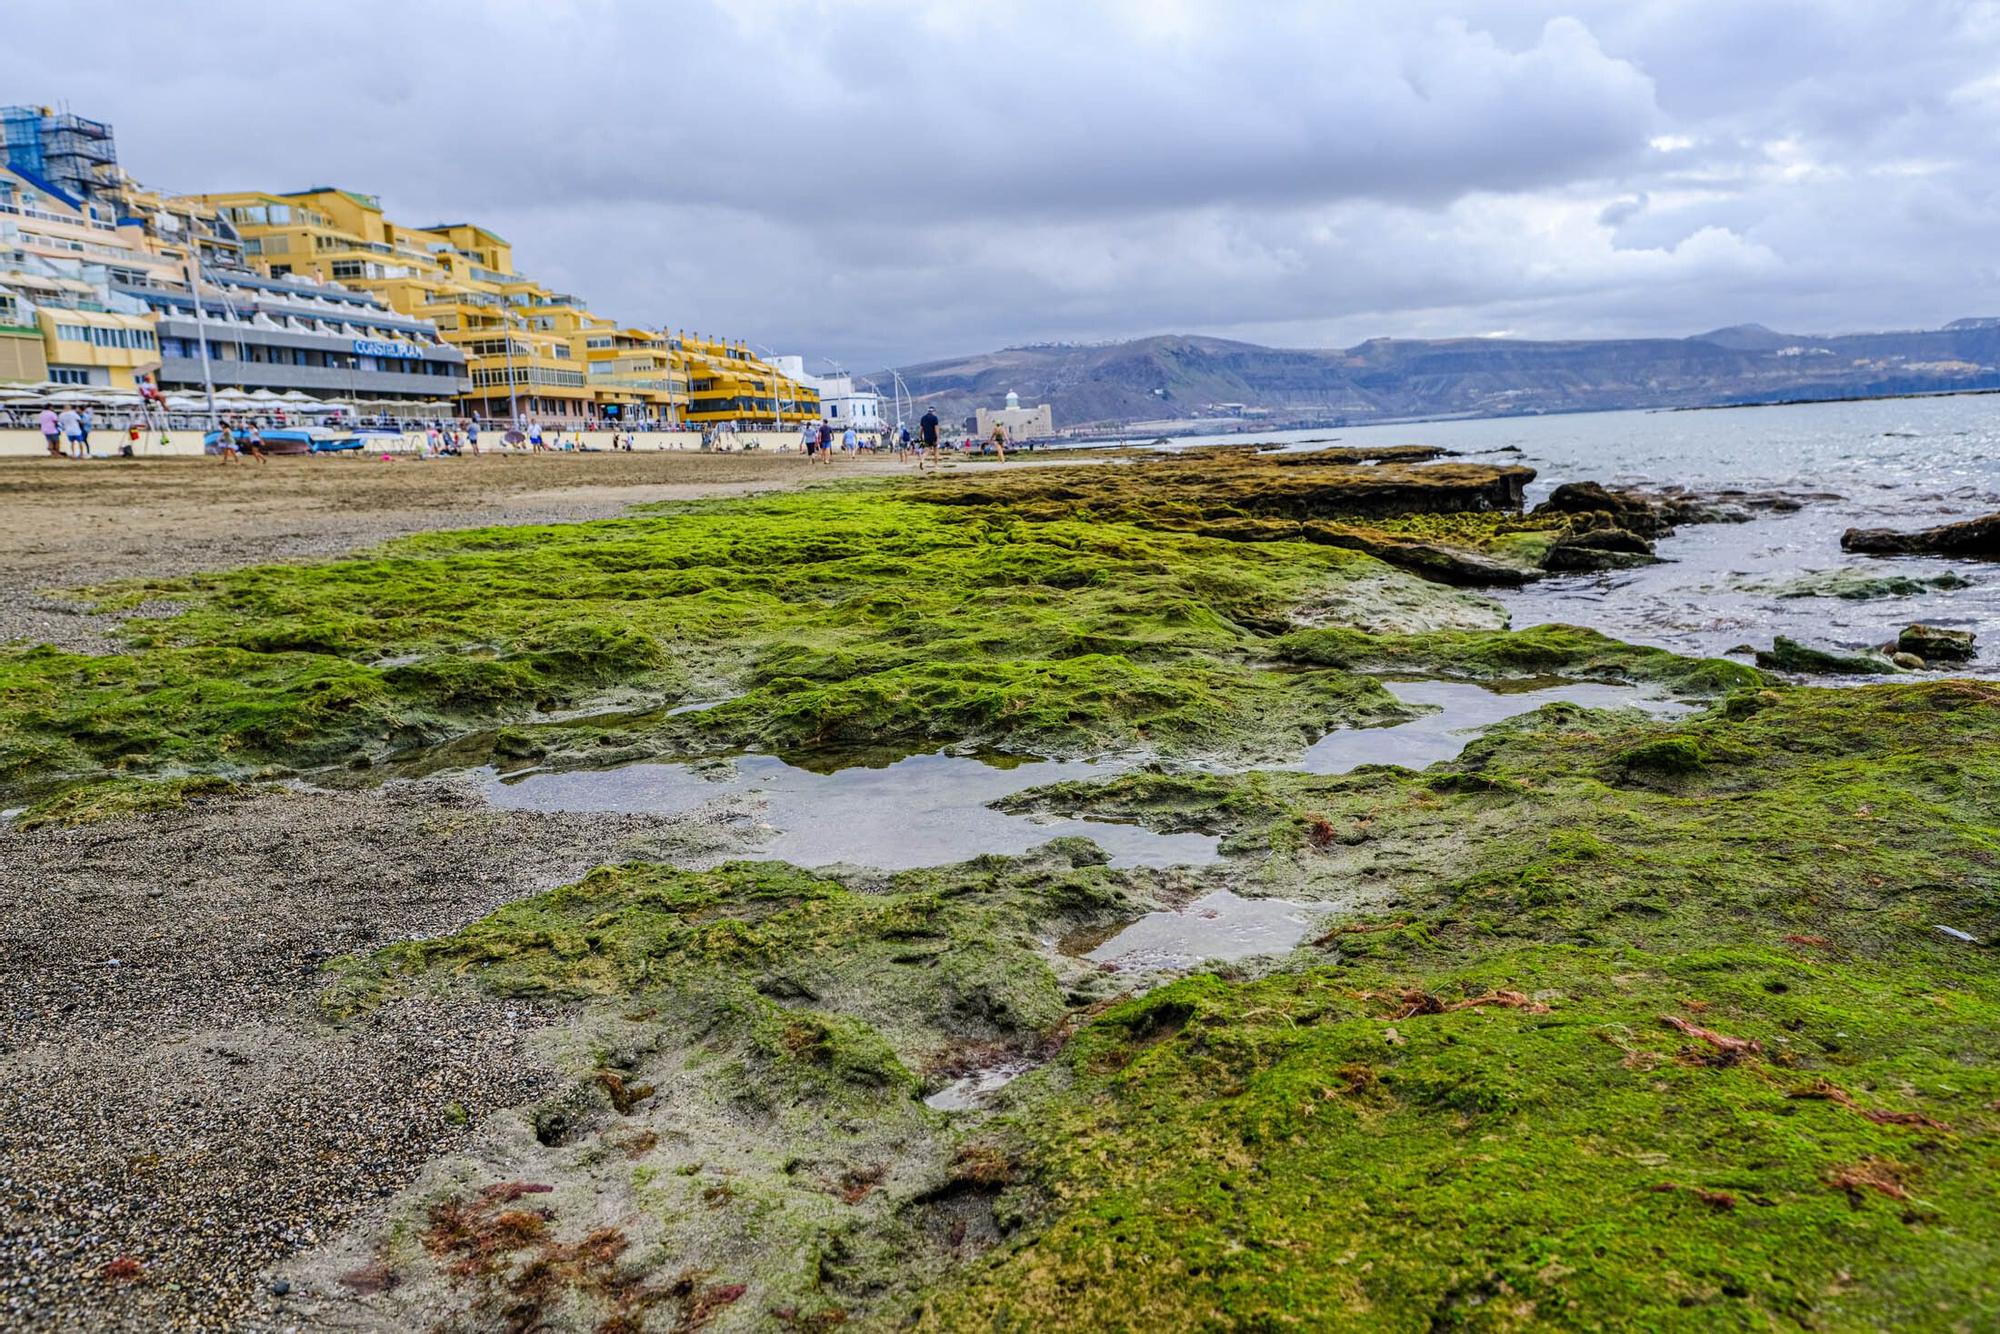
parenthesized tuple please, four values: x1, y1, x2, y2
(679, 331, 818, 426)
(190, 186, 812, 426)
(0, 164, 164, 388)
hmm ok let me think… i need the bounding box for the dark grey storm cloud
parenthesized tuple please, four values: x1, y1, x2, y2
(13, 1, 2000, 366)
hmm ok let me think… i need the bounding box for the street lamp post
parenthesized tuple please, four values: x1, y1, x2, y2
(750, 341, 786, 432)
(889, 369, 911, 434)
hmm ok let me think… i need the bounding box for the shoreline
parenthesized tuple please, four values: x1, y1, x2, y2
(1056, 382, 2000, 445)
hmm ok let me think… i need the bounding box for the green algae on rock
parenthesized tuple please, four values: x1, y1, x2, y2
(1746, 568, 1975, 601)
(310, 841, 1201, 1327)
(0, 473, 1540, 797)
(1276, 622, 1764, 694)
(1756, 635, 1902, 676)
(305, 679, 2000, 1330)
(913, 680, 2000, 1330)
(11, 773, 262, 830)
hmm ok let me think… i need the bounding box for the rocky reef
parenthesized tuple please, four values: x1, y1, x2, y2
(1843, 511, 2000, 557)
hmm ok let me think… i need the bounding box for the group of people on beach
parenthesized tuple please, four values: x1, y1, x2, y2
(797, 408, 1011, 469)
(37, 405, 99, 459)
(213, 419, 268, 463)
(800, 419, 864, 463)
(421, 421, 484, 457)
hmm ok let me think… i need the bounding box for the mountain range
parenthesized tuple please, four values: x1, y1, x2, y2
(878, 319, 2000, 433)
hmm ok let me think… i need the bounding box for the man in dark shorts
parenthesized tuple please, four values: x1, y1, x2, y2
(918, 408, 940, 470)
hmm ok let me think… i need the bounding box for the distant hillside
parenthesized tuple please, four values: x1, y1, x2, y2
(880, 322, 2000, 433)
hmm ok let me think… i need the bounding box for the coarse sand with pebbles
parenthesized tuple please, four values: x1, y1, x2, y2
(0, 779, 760, 1331)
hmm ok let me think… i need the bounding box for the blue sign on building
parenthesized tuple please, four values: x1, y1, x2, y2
(352, 338, 420, 360)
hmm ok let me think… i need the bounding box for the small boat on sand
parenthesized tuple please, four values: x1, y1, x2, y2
(203, 427, 363, 455)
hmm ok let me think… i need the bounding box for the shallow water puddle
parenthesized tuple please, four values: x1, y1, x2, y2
(1067, 889, 1323, 973)
(484, 750, 1220, 871)
(923, 1060, 1039, 1111)
(1296, 678, 1692, 775)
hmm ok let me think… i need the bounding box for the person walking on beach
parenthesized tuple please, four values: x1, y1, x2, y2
(217, 422, 242, 464)
(38, 405, 60, 457)
(243, 423, 269, 464)
(918, 407, 940, 470)
(896, 423, 912, 462)
(817, 420, 833, 465)
(799, 419, 815, 454)
(989, 421, 1008, 462)
(843, 425, 857, 455)
(529, 421, 545, 451)
(467, 419, 481, 455)
(58, 406, 83, 459)
(79, 408, 94, 454)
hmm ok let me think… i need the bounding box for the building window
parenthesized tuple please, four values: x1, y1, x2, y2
(331, 260, 364, 279)
(50, 367, 89, 384)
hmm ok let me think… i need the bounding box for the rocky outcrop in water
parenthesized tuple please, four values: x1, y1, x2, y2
(1534, 482, 1674, 538)
(1529, 482, 1838, 574)
(1543, 526, 1657, 573)
(1750, 569, 1973, 601)
(1271, 445, 1454, 466)
(1841, 512, 2000, 557)
(1296, 525, 1538, 587)
(1755, 636, 1901, 675)
(1897, 623, 1977, 662)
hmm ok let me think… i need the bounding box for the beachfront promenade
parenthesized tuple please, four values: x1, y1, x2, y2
(0, 426, 812, 458)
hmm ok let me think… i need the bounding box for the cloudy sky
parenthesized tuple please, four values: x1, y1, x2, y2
(17, 1, 2000, 368)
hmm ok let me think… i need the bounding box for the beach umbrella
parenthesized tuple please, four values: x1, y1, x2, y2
(247, 388, 282, 401)
(278, 390, 314, 402)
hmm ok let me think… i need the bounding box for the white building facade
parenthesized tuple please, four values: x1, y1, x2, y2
(772, 355, 884, 431)
(975, 389, 1054, 441)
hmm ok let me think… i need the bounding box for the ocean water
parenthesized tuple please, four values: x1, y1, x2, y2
(1150, 396, 2000, 669)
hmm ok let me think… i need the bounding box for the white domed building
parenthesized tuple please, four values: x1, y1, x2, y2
(975, 388, 1053, 441)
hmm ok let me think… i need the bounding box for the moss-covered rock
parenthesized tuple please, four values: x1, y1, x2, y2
(1276, 622, 1764, 695)
(1756, 635, 1902, 676)
(913, 680, 2000, 1329)
(1899, 623, 1977, 662)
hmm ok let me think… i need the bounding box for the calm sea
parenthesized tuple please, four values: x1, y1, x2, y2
(1136, 396, 2000, 671)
